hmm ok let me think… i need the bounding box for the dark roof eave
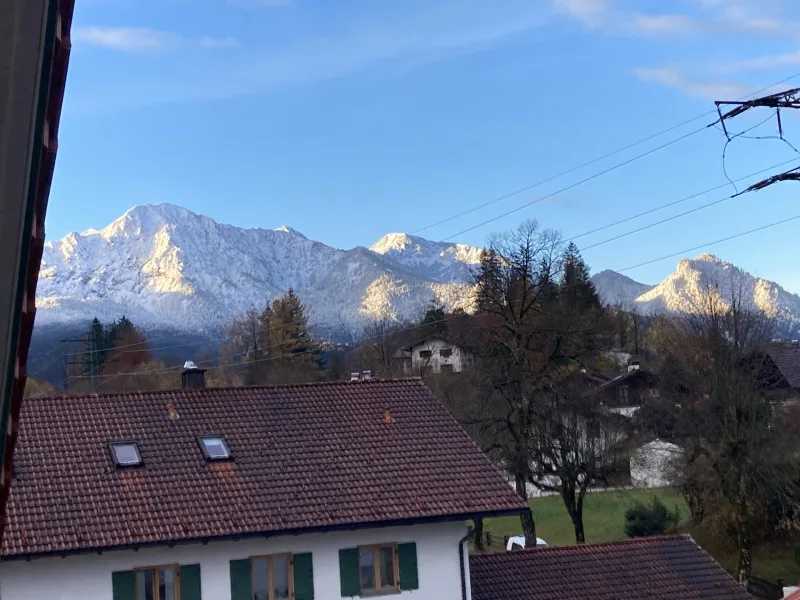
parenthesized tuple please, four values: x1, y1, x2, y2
(3, 506, 528, 562)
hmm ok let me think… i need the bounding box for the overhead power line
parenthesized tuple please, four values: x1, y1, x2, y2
(568, 158, 800, 242)
(617, 214, 800, 273)
(577, 159, 800, 253)
(411, 71, 800, 238)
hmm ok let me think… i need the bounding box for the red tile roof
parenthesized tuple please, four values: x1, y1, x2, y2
(469, 536, 754, 600)
(3, 379, 527, 558)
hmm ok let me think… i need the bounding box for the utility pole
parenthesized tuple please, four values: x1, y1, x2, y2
(713, 87, 800, 193)
(60, 336, 90, 393)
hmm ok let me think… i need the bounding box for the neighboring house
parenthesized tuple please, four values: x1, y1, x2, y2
(470, 536, 753, 600)
(398, 338, 473, 375)
(0, 0, 74, 545)
(0, 373, 527, 600)
(597, 363, 660, 414)
(761, 342, 800, 402)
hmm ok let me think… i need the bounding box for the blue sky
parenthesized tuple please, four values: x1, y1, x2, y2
(50, 0, 800, 290)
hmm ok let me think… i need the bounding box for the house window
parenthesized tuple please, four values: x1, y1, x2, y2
(617, 386, 630, 405)
(339, 542, 418, 596)
(135, 565, 178, 600)
(252, 554, 292, 600)
(439, 348, 453, 358)
(198, 435, 231, 460)
(359, 544, 399, 594)
(419, 350, 432, 359)
(440, 364, 454, 374)
(109, 442, 142, 467)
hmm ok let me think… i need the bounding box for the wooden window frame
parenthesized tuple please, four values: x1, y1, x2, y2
(134, 563, 180, 600)
(250, 552, 294, 600)
(358, 543, 400, 596)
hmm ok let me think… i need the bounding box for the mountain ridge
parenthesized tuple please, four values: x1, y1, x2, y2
(37, 204, 800, 341)
(590, 254, 800, 334)
(36, 204, 482, 339)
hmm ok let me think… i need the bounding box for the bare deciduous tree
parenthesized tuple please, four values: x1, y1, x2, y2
(654, 291, 799, 585)
(465, 221, 612, 546)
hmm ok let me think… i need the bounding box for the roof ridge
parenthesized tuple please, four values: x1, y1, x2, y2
(24, 376, 426, 402)
(472, 535, 694, 560)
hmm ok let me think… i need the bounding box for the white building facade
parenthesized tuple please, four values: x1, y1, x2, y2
(0, 522, 471, 600)
(408, 339, 472, 374)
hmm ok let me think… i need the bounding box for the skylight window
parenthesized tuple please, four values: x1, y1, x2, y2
(198, 435, 231, 461)
(109, 442, 142, 467)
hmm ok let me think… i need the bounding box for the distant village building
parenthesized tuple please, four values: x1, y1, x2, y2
(762, 340, 800, 402)
(397, 338, 473, 375)
(597, 362, 661, 415)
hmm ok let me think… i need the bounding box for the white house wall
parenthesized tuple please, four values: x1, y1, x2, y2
(411, 340, 469, 374)
(0, 522, 470, 600)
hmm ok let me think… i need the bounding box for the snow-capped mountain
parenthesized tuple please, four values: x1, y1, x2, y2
(591, 254, 800, 331)
(590, 270, 654, 307)
(35, 204, 482, 338)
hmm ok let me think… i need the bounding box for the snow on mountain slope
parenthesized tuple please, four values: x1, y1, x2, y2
(590, 270, 654, 306)
(593, 254, 800, 330)
(36, 204, 480, 337)
(370, 233, 483, 283)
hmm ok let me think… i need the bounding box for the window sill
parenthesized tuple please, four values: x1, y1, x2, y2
(358, 588, 402, 597)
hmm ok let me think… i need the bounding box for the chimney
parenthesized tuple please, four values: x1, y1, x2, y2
(627, 361, 640, 373)
(182, 360, 206, 389)
(362, 370, 372, 380)
(350, 372, 360, 382)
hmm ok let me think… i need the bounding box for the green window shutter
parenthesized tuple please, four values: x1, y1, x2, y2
(180, 564, 202, 600)
(230, 558, 252, 600)
(111, 570, 136, 600)
(293, 553, 315, 600)
(338, 547, 360, 597)
(398, 542, 419, 591)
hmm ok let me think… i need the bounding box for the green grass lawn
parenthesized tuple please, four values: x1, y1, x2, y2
(481, 488, 688, 548)
(477, 487, 800, 585)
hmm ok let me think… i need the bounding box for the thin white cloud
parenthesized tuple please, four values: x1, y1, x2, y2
(73, 26, 240, 53)
(629, 13, 703, 35)
(633, 66, 750, 101)
(552, 0, 609, 27)
(553, 0, 800, 38)
(722, 50, 800, 73)
(73, 27, 178, 52)
(68, 0, 545, 112)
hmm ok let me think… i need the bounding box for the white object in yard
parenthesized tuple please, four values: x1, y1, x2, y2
(506, 535, 548, 551)
(630, 439, 681, 489)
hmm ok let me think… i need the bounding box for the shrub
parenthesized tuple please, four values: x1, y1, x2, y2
(625, 496, 680, 538)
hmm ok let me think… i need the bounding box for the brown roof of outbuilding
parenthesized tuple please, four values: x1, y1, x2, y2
(469, 536, 753, 600)
(767, 344, 800, 388)
(3, 379, 527, 558)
